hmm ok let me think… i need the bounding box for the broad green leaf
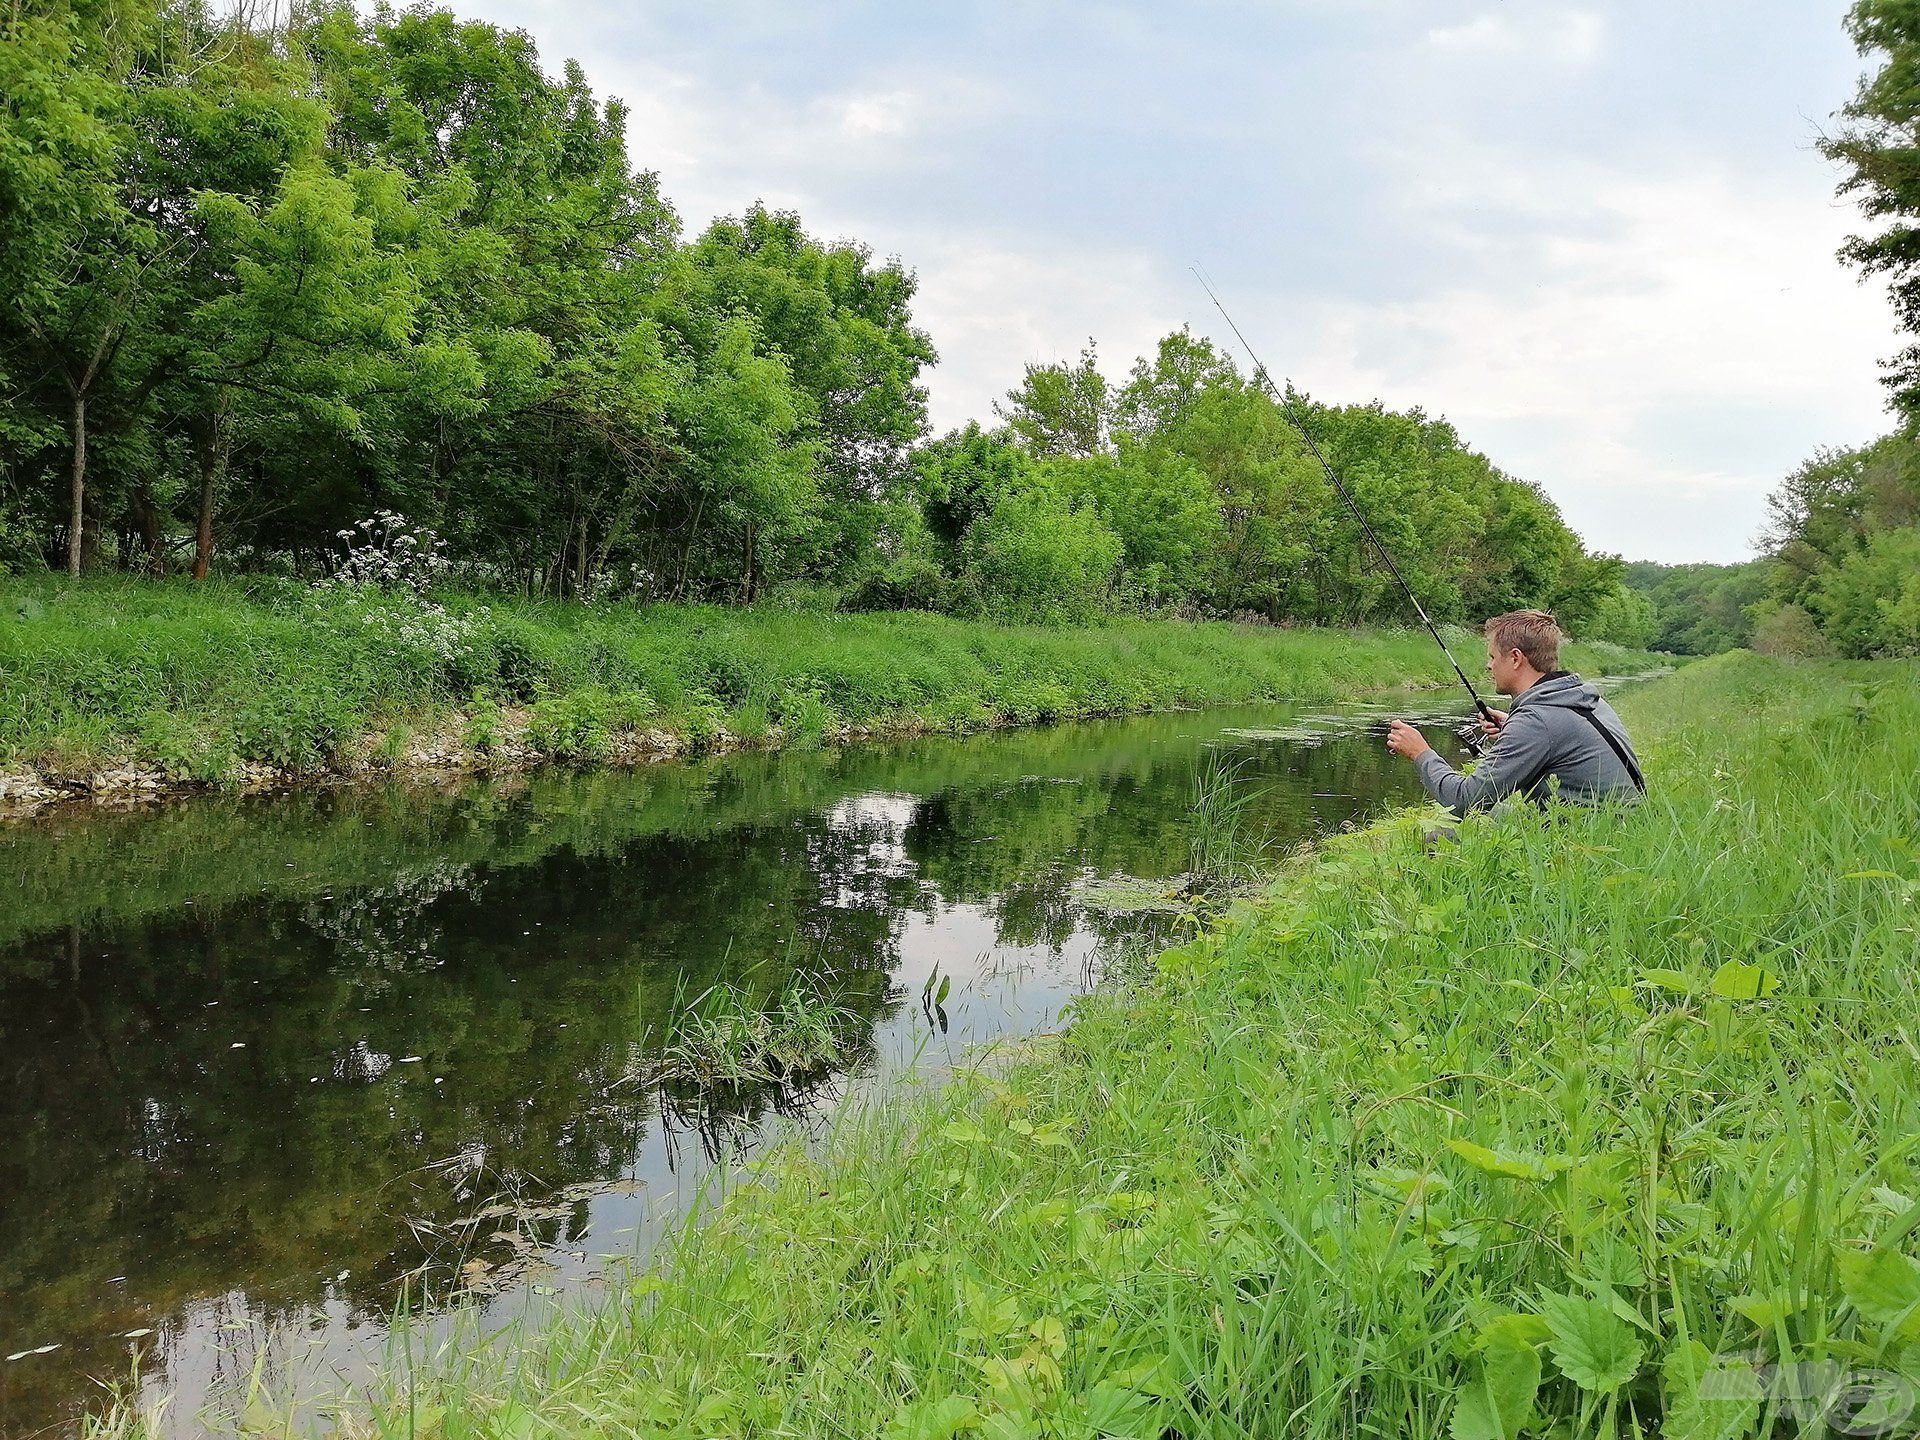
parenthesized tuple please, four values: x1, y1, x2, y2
(1479, 1312, 1552, 1348)
(1079, 1382, 1159, 1434)
(1875, 1186, 1918, 1216)
(1581, 1246, 1649, 1292)
(882, 1396, 979, 1440)
(1837, 1245, 1920, 1335)
(1446, 1139, 1569, 1182)
(1029, 1316, 1066, 1356)
(1597, 1285, 1657, 1334)
(889, 1255, 936, 1286)
(1661, 1340, 1762, 1440)
(941, 1120, 989, 1145)
(1727, 1292, 1802, 1328)
(1537, 1290, 1645, 1393)
(977, 1410, 1041, 1440)
(1451, 1319, 1543, 1440)
(1707, 961, 1779, 1000)
(1637, 968, 1699, 994)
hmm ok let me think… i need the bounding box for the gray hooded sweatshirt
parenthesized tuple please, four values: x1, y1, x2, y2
(1415, 671, 1644, 818)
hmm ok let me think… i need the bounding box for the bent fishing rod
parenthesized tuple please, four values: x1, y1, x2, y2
(1192, 269, 1501, 734)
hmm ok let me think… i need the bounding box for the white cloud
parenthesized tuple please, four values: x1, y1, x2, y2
(830, 90, 919, 141)
(906, 235, 1184, 433)
(1276, 141, 1895, 560)
(1428, 8, 1606, 66)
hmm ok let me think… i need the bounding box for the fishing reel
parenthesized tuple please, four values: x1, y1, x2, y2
(1456, 715, 1503, 759)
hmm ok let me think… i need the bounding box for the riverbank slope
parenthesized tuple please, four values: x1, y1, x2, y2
(0, 576, 1655, 810)
(253, 651, 1918, 1439)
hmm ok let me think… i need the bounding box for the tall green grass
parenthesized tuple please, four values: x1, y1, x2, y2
(1, 575, 1657, 781)
(207, 652, 1916, 1440)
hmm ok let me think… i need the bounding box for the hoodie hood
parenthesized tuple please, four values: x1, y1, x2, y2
(1510, 671, 1601, 713)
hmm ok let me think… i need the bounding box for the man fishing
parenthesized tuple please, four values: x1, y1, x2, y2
(1189, 275, 1645, 817)
(1384, 610, 1645, 817)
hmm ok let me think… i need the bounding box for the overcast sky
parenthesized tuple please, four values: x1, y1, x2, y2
(448, 0, 1894, 563)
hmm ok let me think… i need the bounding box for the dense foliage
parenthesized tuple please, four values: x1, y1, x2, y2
(0, 0, 1639, 635)
(165, 654, 1919, 1440)
(1619, 561, 1770, 655)
(912, 334, 1630, 630)
(1760, 430, 1920, 657)
(0, 0, 932, 600)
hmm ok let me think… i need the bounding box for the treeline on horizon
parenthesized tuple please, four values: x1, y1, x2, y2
(0, 0, 1649, 636)
(1623, 429, 1920, 659)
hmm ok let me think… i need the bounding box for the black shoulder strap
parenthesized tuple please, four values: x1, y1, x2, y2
(1570, 704, 1646, 794)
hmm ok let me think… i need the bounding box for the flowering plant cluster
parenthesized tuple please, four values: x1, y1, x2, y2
(315, 513, 481, 684)
(322, 512, 452, 595)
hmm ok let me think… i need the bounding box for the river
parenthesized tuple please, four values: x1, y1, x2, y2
(0, 691, 1494, 1436)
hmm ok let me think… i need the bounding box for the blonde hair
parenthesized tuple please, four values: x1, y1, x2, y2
(1483, 610, 1562, 673)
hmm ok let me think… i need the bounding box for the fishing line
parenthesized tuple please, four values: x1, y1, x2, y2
(1191, 267, 1500, 733)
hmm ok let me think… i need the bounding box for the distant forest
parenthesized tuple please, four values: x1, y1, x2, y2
(1623, 431, 1920, 659)
(1, 0, 1647, 633)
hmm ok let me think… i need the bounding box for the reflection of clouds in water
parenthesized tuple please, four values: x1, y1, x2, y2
(819, 793, 919, 904)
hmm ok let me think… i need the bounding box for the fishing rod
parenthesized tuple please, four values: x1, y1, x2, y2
(1191, 269, 1501, 735)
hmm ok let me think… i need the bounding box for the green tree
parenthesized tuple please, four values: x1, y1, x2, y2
(1620, 560, 1773, 654)
(995, 340, 1111, 458)
(912, 422, 1031, 555)
(0, 3, 168, 573)
(1826, 1, 1920, 415)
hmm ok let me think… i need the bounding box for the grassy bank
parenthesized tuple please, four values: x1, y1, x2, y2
(217, 652, 1916, 1440)
(1, 576, 1654, 792)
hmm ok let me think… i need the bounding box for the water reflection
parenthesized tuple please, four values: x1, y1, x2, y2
(0, 697, 1470, 1436)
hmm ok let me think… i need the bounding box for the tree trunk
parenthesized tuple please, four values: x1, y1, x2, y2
(130, 486, 166, 575)
(192, 471, 217, 579)
(67, 391, 87, 577)
(191, 406, 232, 581)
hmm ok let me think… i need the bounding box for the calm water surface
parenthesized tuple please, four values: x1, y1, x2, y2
(0, 693, 1486, 1436)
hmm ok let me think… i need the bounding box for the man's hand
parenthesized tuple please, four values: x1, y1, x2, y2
(1385, 719, 1432, 760)
(1480, 708, 1509, 736)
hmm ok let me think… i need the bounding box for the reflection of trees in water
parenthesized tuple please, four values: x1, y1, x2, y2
(300, 860, 478, 981)
(0, 811, 914, 1435)
(0, 703, 1451, 1436)
(896, 734, 1434, 955)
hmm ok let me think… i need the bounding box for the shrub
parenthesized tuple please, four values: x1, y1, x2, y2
(1751, 602, 1832, 659)
(526, 686, 656, 760)
(771, 683, 837, 747)
(839, 556, 949, 613)
(959, 488, 1124, 624)
(232, 688, 358, 772)
(675, 691, 732, 754)
(463, 694, 504, 760)
(134, 710, 233, 783)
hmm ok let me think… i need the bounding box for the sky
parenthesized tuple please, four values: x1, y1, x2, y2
(444, 0, 1896, 564)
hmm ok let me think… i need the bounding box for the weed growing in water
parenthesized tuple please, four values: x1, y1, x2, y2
(1185, 748, 1270, 896)
(653, 978, 862, 1091)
